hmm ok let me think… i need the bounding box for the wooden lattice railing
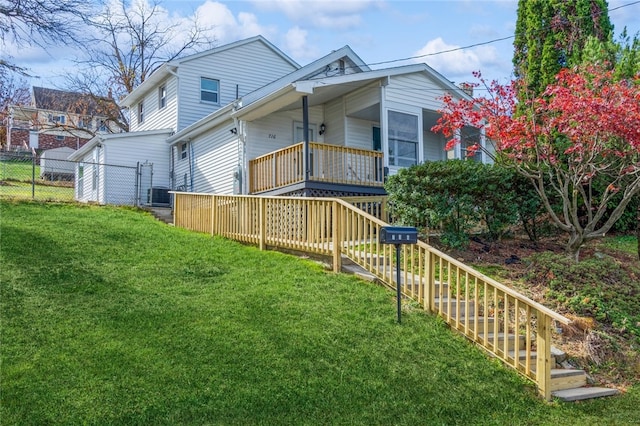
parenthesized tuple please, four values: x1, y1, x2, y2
(172, 192, 570, 400)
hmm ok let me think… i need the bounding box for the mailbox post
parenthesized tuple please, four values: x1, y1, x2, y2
(379, 226, 418, 324)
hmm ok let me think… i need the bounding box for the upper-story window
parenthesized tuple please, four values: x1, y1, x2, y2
(97, 119, 107, 132)
(48, 114, 65, 124)
(138, 101, 144, 123)
(159, 86, 166, 109)
(200, 77, 220, 104)
(180, 143, 188, 159)
(79, 116, 91, 129)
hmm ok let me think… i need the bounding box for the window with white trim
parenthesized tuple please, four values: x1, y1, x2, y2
(460, 125, 482, 162)
(200, 77, 220, 104)
(181, 143, 188, 160)
(159, 85, 166, 109)
(48, 114, 65, 124)
(387, 110, 418, 167)
(138, 101, 144, 123)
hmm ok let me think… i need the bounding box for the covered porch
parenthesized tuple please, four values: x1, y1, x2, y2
(234, 64, 481, 196)
(249, 141, 385, 196)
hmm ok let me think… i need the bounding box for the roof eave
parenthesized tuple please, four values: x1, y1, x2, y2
(167, 104, 235, 145)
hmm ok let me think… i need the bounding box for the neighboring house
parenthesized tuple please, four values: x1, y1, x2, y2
(5, 87, 120, 151)
(70, 35, 490, 205)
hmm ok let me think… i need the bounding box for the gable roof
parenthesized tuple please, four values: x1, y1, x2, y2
(240, 45, 369, 106)
(167, 44, 370, 144)
(178, 35, 299, 68)
(68, 128, 174, 161)
(233, 63, 473, 122)
(120, 35, 300, 107)
(32, 87, 118, 116)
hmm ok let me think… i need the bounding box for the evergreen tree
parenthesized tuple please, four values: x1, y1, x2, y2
(513, 0, 614, 98)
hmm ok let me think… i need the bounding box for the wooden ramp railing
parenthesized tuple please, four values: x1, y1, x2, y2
(172, 192, 571, 400)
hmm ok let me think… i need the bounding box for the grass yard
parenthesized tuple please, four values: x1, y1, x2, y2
(1, 160, 74, 201)
(0, 180, 74, 201)
(0, 160, 39, 181)
(1, 200, 639, 425)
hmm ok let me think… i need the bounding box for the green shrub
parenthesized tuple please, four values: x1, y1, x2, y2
(385, 161, 538, 249)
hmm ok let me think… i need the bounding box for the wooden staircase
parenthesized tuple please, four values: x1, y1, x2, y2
(350, 258, 619, 402)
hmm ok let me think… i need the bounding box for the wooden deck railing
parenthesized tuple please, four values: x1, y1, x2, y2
(248, 142, 384, 193)
(173, 192, 571, 400)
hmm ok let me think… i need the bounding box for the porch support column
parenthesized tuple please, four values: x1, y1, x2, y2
(302, 95, 310, 188)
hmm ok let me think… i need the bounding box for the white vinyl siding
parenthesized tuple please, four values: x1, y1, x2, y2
(177, 40, 298, 131)
(73, 131, 172, 205)
(245, 107, 324, 161)
(131, 77, 178, 132)
(345, 84, 379, 116)
(173, 122, 238, 194)
(323, 98, 345, 146)
(385, 74, 448, 111)
(345, 117, 378, 151)
(423, 130, 447, 162)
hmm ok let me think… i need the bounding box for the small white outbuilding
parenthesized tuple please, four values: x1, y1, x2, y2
(40, 147, 75, 180)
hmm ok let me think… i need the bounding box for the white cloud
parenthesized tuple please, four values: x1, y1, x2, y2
(283, 26, 320, 61)
(413, 37, 502, 82)
(192, 1, 275, 43)
(251, 0, 380, 30)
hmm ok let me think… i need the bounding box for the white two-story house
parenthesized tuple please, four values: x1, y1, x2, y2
(69, 35, 490, 205)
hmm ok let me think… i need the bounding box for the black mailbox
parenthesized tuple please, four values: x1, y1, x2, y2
(379, 226, 418, 245)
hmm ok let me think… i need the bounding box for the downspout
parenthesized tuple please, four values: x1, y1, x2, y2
(380, 78, 389, 179)
(167, 66, 179, 131)
(189, 141, 194, 192)
(232, 102, 245, 194)
(170, 145, 175, 190)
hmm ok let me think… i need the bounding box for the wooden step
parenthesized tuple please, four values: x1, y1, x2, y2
(552, 387, 619, 402)
(550, 369, 587, 391)
(478, 332, 526, 351)
(451, 316, 497, 331)
(434, 298, 476, 316)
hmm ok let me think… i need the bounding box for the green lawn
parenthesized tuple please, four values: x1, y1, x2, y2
(0, 159, 39, 181)
(0, 180, 74, 201)
(1, 160, 74, 201)
(1, 200, 638, 425)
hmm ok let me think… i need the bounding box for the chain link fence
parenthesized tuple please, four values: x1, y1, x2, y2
(0, 150, 160, 206)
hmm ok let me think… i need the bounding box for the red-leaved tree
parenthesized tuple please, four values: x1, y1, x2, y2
(433, 67, 640, 261)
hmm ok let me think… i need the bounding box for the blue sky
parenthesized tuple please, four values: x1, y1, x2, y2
(11, 0, 640, 90)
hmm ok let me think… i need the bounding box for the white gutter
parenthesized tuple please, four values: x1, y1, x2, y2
(166, 103, 235, 145)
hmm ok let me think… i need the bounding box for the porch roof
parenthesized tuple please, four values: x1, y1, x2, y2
(231, 63, 470, 122)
